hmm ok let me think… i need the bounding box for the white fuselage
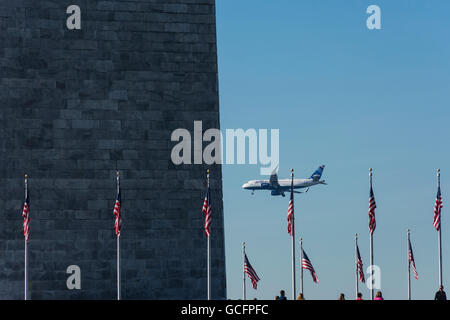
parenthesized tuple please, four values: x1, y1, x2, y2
(242, 165, 326, 196)
(242, 178, 321, 191)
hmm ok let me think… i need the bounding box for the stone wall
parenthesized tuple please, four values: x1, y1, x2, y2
(0, 0, 226, 299)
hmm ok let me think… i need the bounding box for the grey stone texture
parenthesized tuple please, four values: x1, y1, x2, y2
(0, 0, 226, 299)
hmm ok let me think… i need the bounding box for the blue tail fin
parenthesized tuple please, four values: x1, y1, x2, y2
(310, 165, 325, 181)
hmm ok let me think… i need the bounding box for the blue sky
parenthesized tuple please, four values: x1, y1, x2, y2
(216, 0, 450, 300)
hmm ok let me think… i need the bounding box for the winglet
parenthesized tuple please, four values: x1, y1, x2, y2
(269, 165, 279, 187)
(271, 165, 279, 176)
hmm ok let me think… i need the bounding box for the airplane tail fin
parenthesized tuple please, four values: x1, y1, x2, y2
(310, 165, 325, 181)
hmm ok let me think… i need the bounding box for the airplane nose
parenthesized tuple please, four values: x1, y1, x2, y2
(242, 183, 249, 189)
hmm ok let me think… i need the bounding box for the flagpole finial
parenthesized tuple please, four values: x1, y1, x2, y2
(207, 169, 210, 174)
(355, 233, 358, 238)
(117, 171, 120, 176)
(291, 168, 294, 173)
(24, 174, 28, 179)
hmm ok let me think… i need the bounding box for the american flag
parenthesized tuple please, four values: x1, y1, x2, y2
(113, 188, 122, 237)
(433, 186, 443, 231)
(202, 185, 211, 237)
(368, 184, 377, 235)
(302, 249, 319, 283)
(22, 194, 30, 242)
(244, 253, 260, 289)
(287, 176, 294, 235)
(356, 244, 365, 283)
(408, 238, 418, 280)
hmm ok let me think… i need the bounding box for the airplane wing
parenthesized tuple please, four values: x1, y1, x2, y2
(269, 166, 280, 188)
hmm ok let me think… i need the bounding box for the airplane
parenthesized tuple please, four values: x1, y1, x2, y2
(242, 165, 326, 197)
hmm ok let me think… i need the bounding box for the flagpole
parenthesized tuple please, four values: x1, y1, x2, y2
(117, 171, 121, 300)
(117, 236, 120, 300)
(242, 242, 246, 300)
(355, 233, 358, 300)
(290, 169, 296, 300)
(300, 237, 303, 296)
(207, 169, 211, 300)
(408, 229, 411, 300)
(24, 174, 28, 301)
(437, 169, 443, 289)
(369, 168, 374, 300)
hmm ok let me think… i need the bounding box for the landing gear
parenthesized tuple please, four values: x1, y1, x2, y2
(251, 190, 255, 195)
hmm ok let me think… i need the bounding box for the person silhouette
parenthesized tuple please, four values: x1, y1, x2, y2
(374, 291, 384, 300)
(296, 293, 305, 300)
(435, 285, 447, 300)
(277, 290, 287, 300)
